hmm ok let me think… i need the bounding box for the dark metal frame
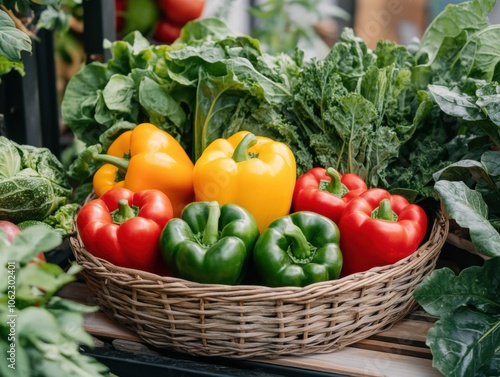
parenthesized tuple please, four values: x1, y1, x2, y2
(0, 0, 116, 158)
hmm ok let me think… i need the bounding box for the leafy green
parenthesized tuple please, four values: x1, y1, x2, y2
(0, 9, 31, 77)
(0, 137, 75, 234)
(428, 307, 500, 377)
(433, 147, 500, 260)
(414, 257, 500, 377)
(63, 18, 314, 175)
(0, 134, 21, 178)
(18, 143, 73, 199)
(434, 151, 500, 214)
(0, 226, 109, 377)
(414, 0, 497, 85)
(288, 29, 419, 187)
(60, 1, 499, 196)
(431, 81, 500, 148)
(61, 31, 185, 150)
(381, 0, 500, 200)
(435, 180, 500, 257)
(414, 258, 500, 316)
(41, 203, 80, 235)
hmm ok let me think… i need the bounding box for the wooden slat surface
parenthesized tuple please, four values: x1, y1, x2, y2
(58, 282, 443, 377)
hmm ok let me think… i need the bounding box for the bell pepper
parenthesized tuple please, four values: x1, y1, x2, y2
(76, 187, 173, 275)
(92, 122, 194, 217)
(338, 188, 428, 276)
(292, 167, 367, 224)
(253, 211, 343, 287)
(193, 131, 296, 232)
(159, 201, 259, 285)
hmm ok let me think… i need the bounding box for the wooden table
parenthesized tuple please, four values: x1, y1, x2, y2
(59, 281, 443, 377)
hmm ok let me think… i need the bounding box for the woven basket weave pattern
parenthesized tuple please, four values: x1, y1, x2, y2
(70, 210, 448, 359)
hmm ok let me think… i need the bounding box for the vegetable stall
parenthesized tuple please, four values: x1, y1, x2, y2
(1, 0, 499, 376)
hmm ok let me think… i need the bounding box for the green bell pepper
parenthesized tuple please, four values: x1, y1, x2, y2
(159, 201, 259, 285)
(253, 211, 343, 287)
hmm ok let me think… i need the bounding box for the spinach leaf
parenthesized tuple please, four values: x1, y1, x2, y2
(427, 307, 500, 377)
(435, 180, 500, 257)
(0, 225, 62, 266)
(428, 85, 484, 121)
(434, 152, 500, 215)
(414, 257, 500, 377)
(429, 83, 500, 149)
(416, 0, 496, 73)
(414, 257, 500, 315)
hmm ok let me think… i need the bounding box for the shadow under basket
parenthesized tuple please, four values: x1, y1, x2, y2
(69, 210, 449, 359)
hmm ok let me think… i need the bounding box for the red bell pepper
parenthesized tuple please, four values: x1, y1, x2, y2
(76, 188, 173, 275)
(338, 188, 428, 276)
(292, 167, 367, 224)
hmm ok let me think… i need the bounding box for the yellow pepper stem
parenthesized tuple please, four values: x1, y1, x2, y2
(94, 154, 129, 172)
(232, 133, 257, 162)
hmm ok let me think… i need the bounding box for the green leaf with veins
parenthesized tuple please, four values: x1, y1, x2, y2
(427, 307, 500, 377)
(0, 226, 110, 377)
(435, 180, 500, 257)
(414, 257, 500, 377)
(414, 257, 500, 316)
(0, 9, 31, 76)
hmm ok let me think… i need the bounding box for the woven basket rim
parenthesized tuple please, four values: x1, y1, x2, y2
(70, 208, 448, 292)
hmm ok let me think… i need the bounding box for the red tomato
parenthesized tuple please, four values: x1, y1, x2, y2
(153, 18, 182, 44)
(115, 0, 126, 33)
(0, 220, 46, 262)
(0, 220, 21, 243)
(157, 0, 205, 25)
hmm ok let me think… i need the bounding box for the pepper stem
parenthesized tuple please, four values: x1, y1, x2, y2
(202, 201, 221, 246)
(232, 133, 257, 162)
(371, 199, 398, 221)
(94, 154, 129, 172)
(284, 223, 311, 260)
(112, 199, 138, 224)
(323, 167, 348, 197)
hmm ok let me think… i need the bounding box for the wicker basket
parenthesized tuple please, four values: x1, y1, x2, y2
(70, 209, 448, 359)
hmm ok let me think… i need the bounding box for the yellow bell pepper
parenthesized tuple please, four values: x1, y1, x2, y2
(93, 123, 194, 217)
(193, 131, 296, 231)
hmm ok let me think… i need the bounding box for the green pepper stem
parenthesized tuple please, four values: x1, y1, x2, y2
(232, 133, 257, 162)
(324, 167, 348, 197)
(202, 201, 221, 245)
(372, 198, 398, 221)
(284, 223, 311, 260)
(112, 199, 136, 224)
(94, 154, 129, 172)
